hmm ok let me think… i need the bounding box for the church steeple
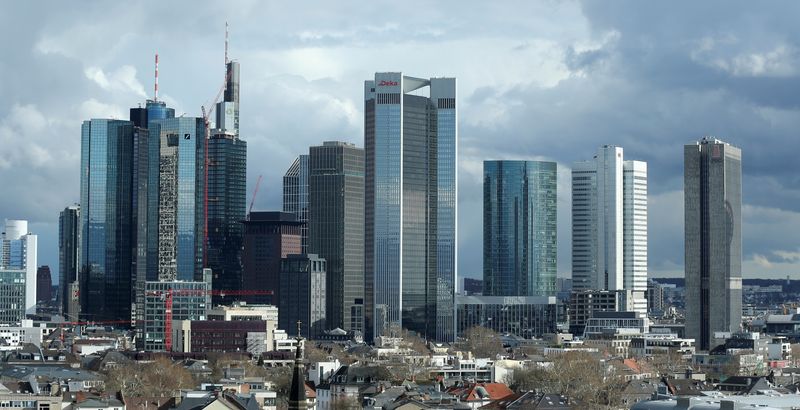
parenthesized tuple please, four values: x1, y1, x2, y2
(288, 321, 307, 410)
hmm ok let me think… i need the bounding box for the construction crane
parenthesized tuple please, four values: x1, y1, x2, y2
(146, 288, 274, 352)
(249, 175, 263, 216)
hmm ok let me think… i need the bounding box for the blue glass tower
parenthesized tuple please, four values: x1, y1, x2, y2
(483, 161, 557, 297)
(79, 119, 135, 321)
(364, 73, 457, 342)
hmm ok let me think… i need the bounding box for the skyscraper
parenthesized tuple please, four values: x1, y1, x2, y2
(279, 254, 327, 339)
(283, 155, 309, 254)
(241, 211, 302, 306)
(571, 145, 647, 315)
(59, 205, 80, 317)
(207, 59, 247, 303)
(147, 117, 206, 281)
(684, 138, 742, 351)
(79, 119, 135, 321)
(364, 72, 457, 342)
(0, 219, 37, 314)
(36, 266, 51, 304)
(483, 160, 557, 297)
(308, 141, 364, 332)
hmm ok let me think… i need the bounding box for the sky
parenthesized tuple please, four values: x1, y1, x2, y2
(2, 1, 800, 284)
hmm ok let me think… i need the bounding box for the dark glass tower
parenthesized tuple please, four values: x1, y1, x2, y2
(241, 212, 302, 306)
(364, 73, 457, 342)
(79, 119, 135, 322)
(283, 155, 309, 254)
(207, 60, 247, 303)
(59, 205, 80, 317)
(308, 141, 364, 332)
(483, 160, 557, 297)
(684, 138, 742, 351)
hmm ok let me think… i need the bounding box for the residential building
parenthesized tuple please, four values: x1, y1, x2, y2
(207, 59, 247, 305)
(241, 211, 302, 306)
(59, 205, 80, 317)
(283, 155, 309, 254)
(571, 146, 647, 315)
(483, 160, 557, 297)
(79, 120, 136, 322)
(308, 141, 365, 333)
(364, 72, 457, 342)
(279, 254, 326, 339)
(455, 295, 557, 339)
(684, 138, 742, 351)
(35, 266, 51, 304)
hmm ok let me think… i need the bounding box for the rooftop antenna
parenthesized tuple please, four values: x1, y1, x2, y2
(154, 53, 159, 101)
(224, 22, 229, 65)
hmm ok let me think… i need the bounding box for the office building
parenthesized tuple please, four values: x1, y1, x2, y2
(568, 289, 634, 335)
(308, 141, 364, 332)
(364, 72, 457, 342)
(79, 119, 136, 322)
(0, 219, 37, 314)
(0, 269, 26, 324)
(59, 205, 80, 317)
(463, 278, 483, 295)
(455, 295, 557, 339)
(241, 211, 302, 306)
(684, 138, 742, 351)
(571, 145, 648, 315)
(36, 266, 51, 304)
(173, 319, 268, 354)
(483, 160, 557, 297)
(147, 117, 207, 282)
(141, 270, 212, 351)
(646, 279, 665, 315)
(283, 155, 309, 254)
(207, 100, 246, 302)
(279, 254, 327, 339)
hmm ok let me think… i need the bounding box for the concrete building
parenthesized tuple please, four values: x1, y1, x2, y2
(279, 254, 326, 339)
(0, 219, 37, 315)
(364, 72, 457, 342)
(684, 138, 742, 351)
(483, 160, 557, 297)
(241, 211, 302, 306)
(571, 146, 647, 315)
(59, 205, 80, 317)
(455, 295, 557, 339)
(308, 141, 365, 333)
(283, 155, 309, 254)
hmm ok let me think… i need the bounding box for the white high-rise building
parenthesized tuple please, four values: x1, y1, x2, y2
(571, 146, 647, 316)
(0, 219, 38, 314)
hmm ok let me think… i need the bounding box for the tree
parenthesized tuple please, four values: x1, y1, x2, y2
(458, 326, 504, 358)
(104, 357, 194, 397)
(791, 343, 800, 366)
(649, 350, 687, 377)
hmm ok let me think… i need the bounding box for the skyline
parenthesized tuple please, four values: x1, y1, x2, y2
(3, 1, 800, 282)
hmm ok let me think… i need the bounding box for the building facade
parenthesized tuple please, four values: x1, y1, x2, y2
(79, 120, 135, 322)
(684, 138, 742, 351)
(0, 220, 37, 315)
(483, 160, 557, 297)
(571, 145, 647, 315)
(141, 271, 212, 351)
(308, 141, 364, 333)
(35, 266, 51, 304)
(283, 155, 309, 254)
(364, 72, 457, 342)
(568, 289, 633, 335)
(0, 269, 26, 324)
(59, 205, 80, 317)
(241, 211, 302, 306)
(279, 254, 327, 339)
(455, 295, 557, 339)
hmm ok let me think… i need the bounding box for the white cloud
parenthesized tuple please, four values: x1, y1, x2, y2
(85, 65, 148, 98)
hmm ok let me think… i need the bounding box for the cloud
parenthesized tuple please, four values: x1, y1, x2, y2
(85, 65, 148, 98)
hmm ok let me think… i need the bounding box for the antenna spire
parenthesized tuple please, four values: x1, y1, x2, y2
(154, 53, 159, 101)
(224, 22, 229, 65)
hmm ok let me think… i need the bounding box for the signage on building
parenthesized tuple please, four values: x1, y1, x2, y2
(378, 80, 399, 86)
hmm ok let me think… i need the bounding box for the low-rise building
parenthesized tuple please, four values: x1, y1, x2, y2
(455, 296, 557, 339)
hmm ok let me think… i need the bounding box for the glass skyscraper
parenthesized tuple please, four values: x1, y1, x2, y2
(208, 60, 247, 303)
(364, 72, 457, 342)
(79, 119, 135, 321)
(0, 219, 37, 315)
(308, 141, 364, 333)
(483, 161, 557, 297)
(283, 155, 309, 254)
(684, 138, 742, 351)
(59, 205, 80, 317)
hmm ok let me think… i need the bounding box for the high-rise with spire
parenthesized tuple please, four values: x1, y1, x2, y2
(207, 24, 247, 302)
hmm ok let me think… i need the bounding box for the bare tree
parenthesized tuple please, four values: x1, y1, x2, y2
(458, 326, 504, 358)
(649, 350, 687, 377)
(104, 357, 194, 397)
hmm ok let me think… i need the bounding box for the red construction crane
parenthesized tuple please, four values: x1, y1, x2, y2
(146, 288, 274, 352)
(249, 175, 263, 216)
